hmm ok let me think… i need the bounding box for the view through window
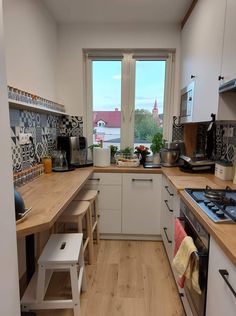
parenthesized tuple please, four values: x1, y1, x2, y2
(92, 59, 166, 152)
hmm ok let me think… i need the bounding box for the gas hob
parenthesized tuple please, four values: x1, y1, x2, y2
(185, 186, 236, 223)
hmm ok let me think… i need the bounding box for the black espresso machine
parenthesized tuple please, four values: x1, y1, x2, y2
(57, 136, 93, 168)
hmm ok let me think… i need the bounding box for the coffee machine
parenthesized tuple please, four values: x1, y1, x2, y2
(57, 136, 92, 167)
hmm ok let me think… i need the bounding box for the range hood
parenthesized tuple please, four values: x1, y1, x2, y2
(219, 78, 236, 93)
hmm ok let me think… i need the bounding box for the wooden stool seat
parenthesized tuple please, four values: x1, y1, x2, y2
(60, 201, 90, 222)
(74, 189, 97, 202)
(74, 189, 100, 245)
(57, 200, 94, 264)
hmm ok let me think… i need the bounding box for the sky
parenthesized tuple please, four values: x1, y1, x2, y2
(92, 60, 166, 114)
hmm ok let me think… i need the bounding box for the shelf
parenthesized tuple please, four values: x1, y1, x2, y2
(8, 99, 67, 116)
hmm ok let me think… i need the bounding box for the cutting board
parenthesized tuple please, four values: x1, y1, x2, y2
(168, 176, 220, 190)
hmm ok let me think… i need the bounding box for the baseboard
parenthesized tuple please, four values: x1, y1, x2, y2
(100, 234, 162, 241)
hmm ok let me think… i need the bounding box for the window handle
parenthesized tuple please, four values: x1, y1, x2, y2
(129, 107, 134, 122)
(122, 109, 125, 122)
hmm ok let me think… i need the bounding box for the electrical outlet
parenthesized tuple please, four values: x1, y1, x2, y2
(19, 133, 32, 145)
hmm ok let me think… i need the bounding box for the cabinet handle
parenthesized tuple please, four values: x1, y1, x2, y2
(219, 269, 236, 298)
(218, 75, 224, 81)
(190, 75, 195, 79)
(89, 178, 100, 181)
(132, 178, 153, 182)
(163, 227, 172, 244)
(164, 186, 174, 196)
(164, 200, 173, 213)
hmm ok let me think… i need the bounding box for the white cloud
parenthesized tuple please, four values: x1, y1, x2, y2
(112, 74, 121, 80)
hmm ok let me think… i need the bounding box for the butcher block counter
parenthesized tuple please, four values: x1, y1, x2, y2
(15, 165, 236, 266)
(16, 169, 92, 238)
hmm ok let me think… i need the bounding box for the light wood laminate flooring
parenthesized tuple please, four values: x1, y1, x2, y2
(37, 240, 185, 316)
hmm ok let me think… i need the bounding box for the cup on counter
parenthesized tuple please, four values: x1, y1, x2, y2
(42, 157, 52, 173)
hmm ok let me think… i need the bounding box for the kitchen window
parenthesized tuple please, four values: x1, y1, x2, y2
(84, 50, 175, 149)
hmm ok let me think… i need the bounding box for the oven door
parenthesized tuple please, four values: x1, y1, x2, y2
(179, 214, 209, 316)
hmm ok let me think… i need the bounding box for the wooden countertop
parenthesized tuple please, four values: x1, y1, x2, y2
(15, 164, 236, 266)
(180, 190, 236, 266)
(16, 169, 92, 238)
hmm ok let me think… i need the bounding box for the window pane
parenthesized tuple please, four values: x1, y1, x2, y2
(92, 61, 121, 150)
(134, 60, 166, 151)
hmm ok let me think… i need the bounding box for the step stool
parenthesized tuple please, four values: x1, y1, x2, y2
(21, 233, 86, 316)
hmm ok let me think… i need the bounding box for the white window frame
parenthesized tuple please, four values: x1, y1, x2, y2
(83, 50, 175, 148)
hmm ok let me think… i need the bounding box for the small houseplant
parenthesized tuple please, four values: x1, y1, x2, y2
(150, 132, 164, 163)
(110, 145, 118, 163)
(134, 145, 150, 165)
(88, 143, 101, 159)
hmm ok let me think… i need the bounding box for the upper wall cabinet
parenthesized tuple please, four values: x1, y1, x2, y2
(181, 0, 226, 122)
(221, 0, 236, 83)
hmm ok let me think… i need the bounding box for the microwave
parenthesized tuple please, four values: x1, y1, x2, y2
(180, 81, 194, 123)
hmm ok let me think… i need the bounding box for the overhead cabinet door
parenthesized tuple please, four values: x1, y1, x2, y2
(122, 174, 161, 235)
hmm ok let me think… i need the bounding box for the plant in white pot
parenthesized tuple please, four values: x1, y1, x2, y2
(150, 132, 165, 163)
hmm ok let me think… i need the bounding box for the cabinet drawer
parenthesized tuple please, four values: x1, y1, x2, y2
(90, 173, 122, 185)
(99, 186, 121, 210)
(100, 209, 121, 234)
(206, 238, 236, 316)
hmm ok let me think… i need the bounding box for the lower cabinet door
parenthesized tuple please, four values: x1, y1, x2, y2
(99, 209, 122, 234)
(122, 174, 161, 235)
(206, 238, 236, 316)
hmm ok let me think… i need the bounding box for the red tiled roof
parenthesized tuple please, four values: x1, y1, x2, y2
(93, 110, 121, 128)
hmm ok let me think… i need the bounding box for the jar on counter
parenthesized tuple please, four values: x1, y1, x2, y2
(42, 157, 52, 173)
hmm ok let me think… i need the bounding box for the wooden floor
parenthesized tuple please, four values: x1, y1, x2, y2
(36, 240, 185, 316)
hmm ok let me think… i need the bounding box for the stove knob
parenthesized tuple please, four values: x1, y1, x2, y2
(204, 201, 210, 206)
(211, 206, 219, 213)
(207, 202, 215, 209)
(216, 210, 225, 218)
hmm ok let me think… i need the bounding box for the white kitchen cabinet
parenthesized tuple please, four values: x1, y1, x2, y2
(181, 0, 226, 122)
(206, 237, 236, 316)
(85, 173, 122, 234)
(122, 173, 161, 235)
(161, 176, 180, 262)
(221, 0, 236, 83)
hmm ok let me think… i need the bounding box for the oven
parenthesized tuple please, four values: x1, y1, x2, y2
(180, 81, 194, 123)
(179, 200, 210, 316)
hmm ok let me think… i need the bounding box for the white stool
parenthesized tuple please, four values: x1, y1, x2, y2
(57, 200, 94, 264)
(74, 189, 100, 244)
(21, 233, 86, 316)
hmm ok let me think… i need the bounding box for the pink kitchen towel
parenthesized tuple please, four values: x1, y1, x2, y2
(174, 218, 187, 288)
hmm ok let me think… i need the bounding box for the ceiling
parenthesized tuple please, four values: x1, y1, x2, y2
(43, 0, 192, 24)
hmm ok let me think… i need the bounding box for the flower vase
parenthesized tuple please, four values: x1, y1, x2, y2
(140, 153, 146, 165)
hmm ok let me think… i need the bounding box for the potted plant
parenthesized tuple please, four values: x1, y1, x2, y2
(150, 132, 164, 163)
(110, 145, 118, 164)
(134, 145, 150, 165)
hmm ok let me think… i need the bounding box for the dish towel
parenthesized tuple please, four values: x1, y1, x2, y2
(172, 236, 202, 295)
(174, 218, 187, 288)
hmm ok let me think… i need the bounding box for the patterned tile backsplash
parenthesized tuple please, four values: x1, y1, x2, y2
(10, 108, 83, 173)
(172, 118, 236, 162)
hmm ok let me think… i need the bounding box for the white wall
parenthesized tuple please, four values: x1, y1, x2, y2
(56, 23, 181, 116)
(3, 0, 58, 101)
(0, 0, 20, 314)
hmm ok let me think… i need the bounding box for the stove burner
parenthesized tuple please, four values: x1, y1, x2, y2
(204, 186, 225, 201)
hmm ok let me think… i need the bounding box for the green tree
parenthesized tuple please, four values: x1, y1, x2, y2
(134, 109, 163, 142)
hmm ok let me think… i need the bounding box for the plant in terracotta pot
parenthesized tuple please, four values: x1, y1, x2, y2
(150, 132, 165, 163)
(134, 145, 150, 165)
